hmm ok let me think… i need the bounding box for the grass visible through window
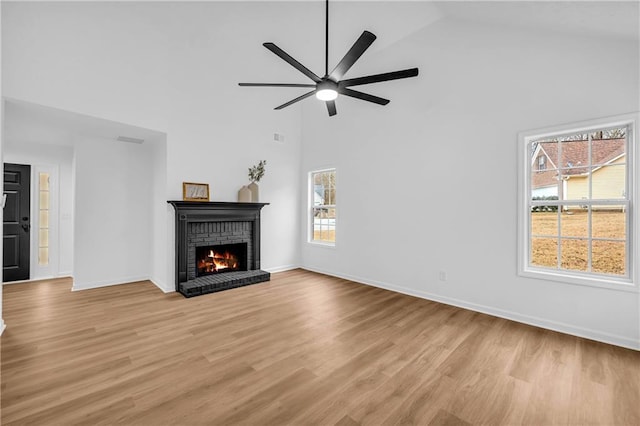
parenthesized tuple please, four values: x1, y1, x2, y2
(530, 211, 625, 275)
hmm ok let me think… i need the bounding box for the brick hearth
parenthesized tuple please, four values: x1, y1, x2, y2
(179, 270, 271, 297)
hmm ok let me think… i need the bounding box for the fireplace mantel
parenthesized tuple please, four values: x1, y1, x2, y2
(168, 201, 269, 219)
(168, 201, 270, 296)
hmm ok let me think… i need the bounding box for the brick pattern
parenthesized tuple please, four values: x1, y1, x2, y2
(187, 221, 253, 281)
(179, 270, 271, 297)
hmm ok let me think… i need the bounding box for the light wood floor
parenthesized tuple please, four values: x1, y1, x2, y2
(1, 269, 639, 425)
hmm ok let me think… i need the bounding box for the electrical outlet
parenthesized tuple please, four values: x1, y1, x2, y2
(438, 271, 447, 282)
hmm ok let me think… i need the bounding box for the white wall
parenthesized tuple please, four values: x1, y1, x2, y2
(300, 18, 640, 349)
(72, 136, 154, 289)
(150, 134, 169, 291)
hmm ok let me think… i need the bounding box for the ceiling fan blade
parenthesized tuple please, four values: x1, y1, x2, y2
(338, 68, 419, 88)
(329, 31, 376, 81)
(263, 42, 322, 83)
(326, 100, 337, 117)
(339, 88, 389, 106)
(274, 90, 317, 110)
(239, 83, 316, 88)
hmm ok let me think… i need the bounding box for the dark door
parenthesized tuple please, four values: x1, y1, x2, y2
(3, 163, 31, 282)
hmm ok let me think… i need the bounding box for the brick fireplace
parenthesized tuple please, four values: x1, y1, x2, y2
(168, 201, 270, 297)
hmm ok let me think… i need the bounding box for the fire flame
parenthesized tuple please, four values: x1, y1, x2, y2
(198, 249, 238, 273)
(209, 250, 238, 270)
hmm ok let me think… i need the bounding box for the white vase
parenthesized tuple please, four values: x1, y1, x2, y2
(248, 182, 259, 202)
(238, 185, 251, 202)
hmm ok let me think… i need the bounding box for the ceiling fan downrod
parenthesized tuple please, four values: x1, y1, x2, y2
(325, 0, 330, 77)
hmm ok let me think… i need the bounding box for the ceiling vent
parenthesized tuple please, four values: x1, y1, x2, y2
(117, 136, 145, 144)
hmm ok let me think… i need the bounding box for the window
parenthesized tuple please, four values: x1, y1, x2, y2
(309, 169, 336, 244)
(519, 114, 638, 289)
(38, 172, 50, 266)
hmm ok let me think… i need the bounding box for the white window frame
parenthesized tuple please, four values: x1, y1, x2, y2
(517, 113, 639, 292)
(308, 168, 336, 247)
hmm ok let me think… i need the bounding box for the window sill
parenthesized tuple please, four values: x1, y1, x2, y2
(519, 267, 638, 293)
(306, 240, 336, 249)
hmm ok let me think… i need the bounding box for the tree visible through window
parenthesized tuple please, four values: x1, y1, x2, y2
(310, 169, 336, 244)
(527, 124, 630, 278)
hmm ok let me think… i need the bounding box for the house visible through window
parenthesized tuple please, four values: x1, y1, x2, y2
(520, 116, 636, 287)
(310, 169, 336, 244)
(538, 155, 546, 171)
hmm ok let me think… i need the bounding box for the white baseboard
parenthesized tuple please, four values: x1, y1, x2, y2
(2, 279, 33, 285)
(301, 266, 640, 351)
(0, 319, 6, 336)
(58, 270, 73, 277)
(3, 275, 71, 285)
(72, 275, 151, 291)
(150, 277, 174, 293)
(264, 264, 300, 274)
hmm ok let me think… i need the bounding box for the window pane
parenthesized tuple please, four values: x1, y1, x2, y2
(326, 187, 336, 205)
(39, 210, 49, 228)
(40, 191, 50, 210)
(562, 172, 590, 202)
(560, 210, 587, 238)
(38, 247, 49, 266)
(592, 208, 625, 239)
(39, 173, 50, 191)
(592, 240, 625, 275)
(591, 132, 625, 167)
(39, 229, 49, 247)
(532, 140, 558, 164)
(591, 164, 626, 200)
(323, 172, 331, 189)
(325, 172, 336, 205)
(531, 139, 558, 201)
(530, 211, 557, 237)
(561, 239, 588, 271)
(530, 169, 558, 201)
(313, 185, 323, 205)
(531, 238, 557, 268)
(559, 137, 588, 172)
(313, 207, 335, 242)
(313, 171, 335, 205)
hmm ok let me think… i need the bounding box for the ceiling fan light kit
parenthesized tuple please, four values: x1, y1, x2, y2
(239, 0, 419, 117)
(315, 80, 338, 101)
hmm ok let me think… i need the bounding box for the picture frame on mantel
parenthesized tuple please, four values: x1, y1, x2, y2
(182, 182, 210, 201)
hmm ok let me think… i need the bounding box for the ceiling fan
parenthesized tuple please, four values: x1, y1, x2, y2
(238, 0, 419, 117)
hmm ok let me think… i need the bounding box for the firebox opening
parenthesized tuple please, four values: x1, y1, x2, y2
(196, 243, 248, 276)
